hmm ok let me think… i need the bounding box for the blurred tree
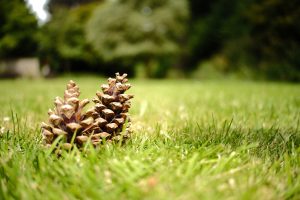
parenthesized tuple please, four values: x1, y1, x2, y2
(242, 0, 300, 81)
(47, 0, 100, 13)
(86, 0, 189, 77)
(188, 0, 300, 81)
(38, 2, 101, 72)
(0, 0, 38, 58)
(187, 0, 243, 71)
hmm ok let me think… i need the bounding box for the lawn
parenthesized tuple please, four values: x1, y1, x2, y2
(0, 76, 299, 199)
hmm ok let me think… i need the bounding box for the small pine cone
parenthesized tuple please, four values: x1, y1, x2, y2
(88, 72, 134, 143)
(41, 80, 96, 149)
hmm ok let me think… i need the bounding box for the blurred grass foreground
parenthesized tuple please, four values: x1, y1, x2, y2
(0, 0, 299, 80)
(0, 77, 299, 199)
(0, 1, 300, 199)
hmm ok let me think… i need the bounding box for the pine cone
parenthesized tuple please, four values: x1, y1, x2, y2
(88, 73, 134, 143)
(41, 80, 97, 150)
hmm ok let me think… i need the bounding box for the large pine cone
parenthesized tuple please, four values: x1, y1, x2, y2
(41, 80, 97, 150)
(87, 73, 134, 142)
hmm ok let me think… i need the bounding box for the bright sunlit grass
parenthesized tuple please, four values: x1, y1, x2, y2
(0, 77, 299, 199)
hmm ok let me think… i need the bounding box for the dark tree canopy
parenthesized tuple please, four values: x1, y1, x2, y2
(47, 0, 101, 14)
(0, 0, 38, 58)
(187, 0, 300, 80)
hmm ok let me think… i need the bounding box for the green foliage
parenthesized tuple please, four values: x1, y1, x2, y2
(241, 0, 300, 81)
(0, 77, 300, 199)
(86, 0, 189, 64)
(37, 0, 300, 80)
(188, 0, 300, 81)
(47, 0, 100, 14)
(0, 0, 38, 58)
(38, 3, 100, 71)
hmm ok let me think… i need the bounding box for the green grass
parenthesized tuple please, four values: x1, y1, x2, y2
(0, 76, 299, 199)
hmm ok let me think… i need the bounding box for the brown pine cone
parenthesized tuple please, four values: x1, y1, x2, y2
(87, 73, 134, 144)
(41, 80, 97, 150)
